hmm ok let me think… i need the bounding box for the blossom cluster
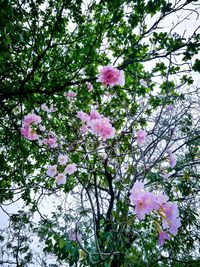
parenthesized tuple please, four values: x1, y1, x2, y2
(77, 109, 116, 141)
(20, 65, 182, 249)
(20, 113, 58, 149)
(136, 129, 147, 146)
(97, 65, 125, 87)
(47, 153, 77, 185)
(64, 90, 77, 100)
(21, 114, 42, 140)
(41, 103, 57, 113)
(130, 181, 181, 246)
(40, 132, 58, 148)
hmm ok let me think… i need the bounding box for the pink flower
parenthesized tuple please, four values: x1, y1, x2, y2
(65, 163, 77, 175)
(77, 110, 115, 141)
(161, 202, 181, 235)
(68, 230, 76, 241)
(65, 90, 77, 100)
(101, 124, 115, 140)
(155, 194, 169, 207)
(21, 125, 39, 140)
(58, 154, 68, 165)
(89, 118, 104, 134)
(130, 181, 160, 220)
(89, 110, 102, 120)
(86, 82, 93, 92)
(56, 173, 66, 185)
(27, 129, 39, 140)
(49, 104, 57, 112)
(21, 125, 30, 137)
(47, 137, 57, 148)
(47, 165, 57, 177)
(168, 151, 176, 168)
(162, 202, 179, 222)
(41, 104, 49, 112)
(169, 217, 181, 236)
(80, 125, 88, 133)
(166, 104, 174, 111)
(41, 103, 57, 113)
(97, 65, 125, 87)
(134, 192, 157, 220)
(77, 111, 90, 123)
(130, 181, 144, 202)
(158, 231, 170, 246)
(68, 230, 82, 243)
(90, 118, 115, 141)
(40, 138, 48, 145)
(23, 114, 42, 125)
(21, 113, 42, 141)
(136, 129, 147, 146)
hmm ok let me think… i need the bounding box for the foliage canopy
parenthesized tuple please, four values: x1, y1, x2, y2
(0, 0, 200, 266)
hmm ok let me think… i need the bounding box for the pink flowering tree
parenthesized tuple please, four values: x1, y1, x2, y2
(0, 1, 200, 266)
